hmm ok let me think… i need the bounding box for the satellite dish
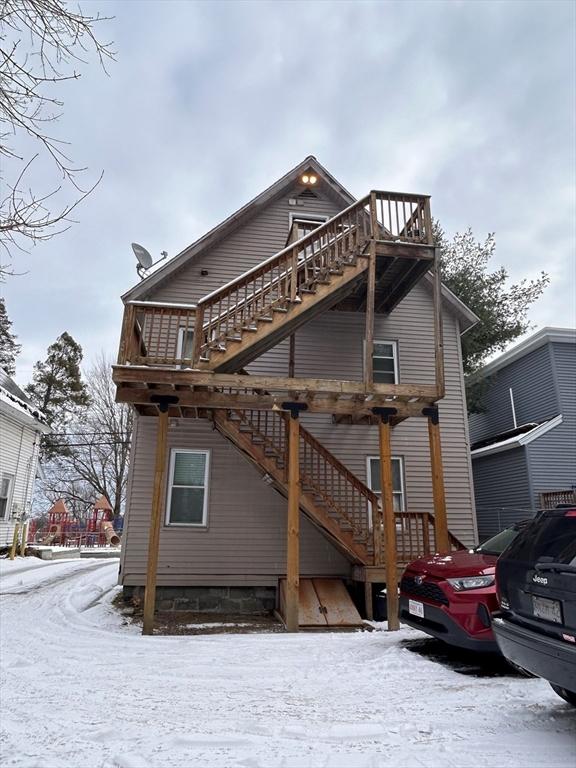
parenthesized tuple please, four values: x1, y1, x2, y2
(132, 242, 153, 270)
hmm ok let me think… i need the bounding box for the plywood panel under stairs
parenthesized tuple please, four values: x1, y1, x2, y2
(278, 578, 363, 628)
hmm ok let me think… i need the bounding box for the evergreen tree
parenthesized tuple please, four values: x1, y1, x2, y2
(25, 332, 90, 453)
(0, 298, 21, 376)
(434, 222, 549, 411)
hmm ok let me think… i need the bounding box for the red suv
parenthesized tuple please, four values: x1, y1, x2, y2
(399, 522, 528, 652)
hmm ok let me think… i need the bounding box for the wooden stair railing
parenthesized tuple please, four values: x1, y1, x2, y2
(191, 191, 432, 369)
(213, 408, 376, 564)
(212, 407, 461, 567)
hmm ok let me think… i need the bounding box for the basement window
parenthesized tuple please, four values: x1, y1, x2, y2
(166, 450, 210, 526)
(372, 340, 398, 384)
(367, 456, 406, 512)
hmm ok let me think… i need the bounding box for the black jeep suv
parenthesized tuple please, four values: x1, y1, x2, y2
(493, 505, 576, 706)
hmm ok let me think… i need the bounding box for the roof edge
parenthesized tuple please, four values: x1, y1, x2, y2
(468, 327, 576, 383)
(122, 156, 356, 303)
(470, 414, 563, 458)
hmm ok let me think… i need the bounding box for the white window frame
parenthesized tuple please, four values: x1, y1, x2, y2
(0, 473, 15, 520)
(288, 212, 329, 228)
(165, 449, 210, 527)
(176, 326, 195, 366)
(368, 339, 399, 385)
(366, 456, 406, 517)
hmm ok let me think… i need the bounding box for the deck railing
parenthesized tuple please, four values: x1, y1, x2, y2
(117, 191, 432, 369)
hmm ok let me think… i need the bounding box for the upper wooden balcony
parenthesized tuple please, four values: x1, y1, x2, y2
(114, 190, 443, 419)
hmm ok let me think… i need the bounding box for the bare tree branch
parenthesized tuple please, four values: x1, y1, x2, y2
(0, 0, 115, 270)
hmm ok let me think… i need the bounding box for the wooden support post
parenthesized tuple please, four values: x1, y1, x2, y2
(9, 523, 20, 561)
(374, 408, 400, 631)
(432, 250, 445, 399)
(19, 521, 29, 557)
(283, 402, 307, 632)
(364, 192, 378, 387)
(424, 406, 450, 553)
(142, 395, 178, 635)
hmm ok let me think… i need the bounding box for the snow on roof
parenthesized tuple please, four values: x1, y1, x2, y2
(0, 370, 50, 432)
(471, 414, 563, 458)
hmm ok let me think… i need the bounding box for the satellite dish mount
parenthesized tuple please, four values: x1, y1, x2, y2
(132, 243, 167, 279)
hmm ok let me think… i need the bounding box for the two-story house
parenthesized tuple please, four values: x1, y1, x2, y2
(114, 157, 479, 633)
(469, 327, 576, 540)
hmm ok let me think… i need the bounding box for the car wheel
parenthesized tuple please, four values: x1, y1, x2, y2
(550, 683, 576, 707)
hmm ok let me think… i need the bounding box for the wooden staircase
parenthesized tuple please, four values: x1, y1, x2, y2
(191, 192, 433, 373)
(212, 408, 461, 568)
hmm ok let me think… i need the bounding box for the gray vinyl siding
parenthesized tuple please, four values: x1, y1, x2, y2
(121, 185, 478, 586)
(149, 188, 342, 305)
(249, 280, 477, 547)
(469, 344, 559, 444)
(120, 417, 351, 587)
(472, 448, 533, 540)
(525, 341, 576, 507)
(0, 409, 42, 545)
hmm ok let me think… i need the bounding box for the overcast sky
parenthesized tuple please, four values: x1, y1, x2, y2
(3, 0, 575, 385)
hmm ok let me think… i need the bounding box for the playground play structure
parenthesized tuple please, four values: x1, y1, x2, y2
(29, 497, 122, 548)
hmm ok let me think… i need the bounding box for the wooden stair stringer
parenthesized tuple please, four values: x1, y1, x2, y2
(212, 411, 373, 566)
(199, 253, 370, 374)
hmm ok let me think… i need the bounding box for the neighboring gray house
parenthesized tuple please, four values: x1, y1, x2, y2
(115, 157, 479, 617)
(0, 370, 50, 546)
(469, 327, 576, 540)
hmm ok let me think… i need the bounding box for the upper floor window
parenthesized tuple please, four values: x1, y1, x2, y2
(367, 456, 406, 512)
(166, 450, 210, 526)
(372, 340, 398, 384)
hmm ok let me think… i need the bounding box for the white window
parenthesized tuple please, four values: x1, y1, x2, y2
(166, 450, 210, 526)
(176, 327, 194, 365)
(372, 340, 398, 384)
(0, 473, 15, 520)
(367, 456, 406, 512)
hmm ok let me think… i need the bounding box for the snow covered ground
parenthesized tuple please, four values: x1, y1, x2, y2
(0, 558, 574, 768)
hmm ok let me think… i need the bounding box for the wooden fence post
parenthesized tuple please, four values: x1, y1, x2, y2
(19, 521, 29, 557)
(424, 406, 450, 553)
(9, 523, 20, 561)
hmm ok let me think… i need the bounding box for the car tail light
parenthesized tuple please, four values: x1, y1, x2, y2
(564, 509, 576, 517)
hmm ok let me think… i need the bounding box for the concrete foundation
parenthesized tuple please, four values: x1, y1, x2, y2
(124, 585, 277, 614)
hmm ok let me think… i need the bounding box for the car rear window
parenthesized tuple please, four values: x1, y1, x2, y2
(476, 527, 519, 556)
(509, 511, 576, 565)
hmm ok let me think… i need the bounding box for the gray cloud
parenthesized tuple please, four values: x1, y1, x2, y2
(3, 0, 575, 384)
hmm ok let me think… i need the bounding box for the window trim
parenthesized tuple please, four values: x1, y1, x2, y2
(176, 326, 194, 365)
(366, 338, 399, 385)
(0, 472, 15, 521)
(366, 455, 406, 518)
(165, 449, 210, 527)
(288, 212, 329, 228)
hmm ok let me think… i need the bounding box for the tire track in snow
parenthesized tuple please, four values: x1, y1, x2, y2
(0, 559, 114, 596)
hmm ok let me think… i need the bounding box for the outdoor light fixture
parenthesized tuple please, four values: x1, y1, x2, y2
(301, 174, 309, 184)
(300, 173, 318, 185)
(309, 174, 317, 184)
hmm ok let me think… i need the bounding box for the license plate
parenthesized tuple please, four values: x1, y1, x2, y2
(409, 599, 424, 618)
(532, 595, 562, 624)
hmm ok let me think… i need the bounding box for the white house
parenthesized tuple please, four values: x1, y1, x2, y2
(0, 369, 50, 546)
